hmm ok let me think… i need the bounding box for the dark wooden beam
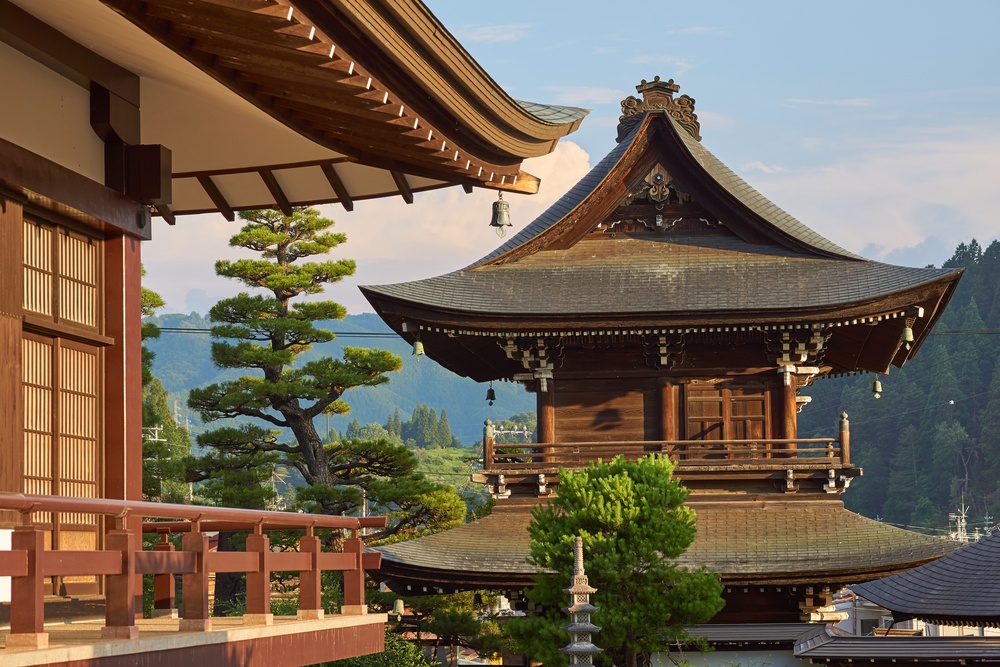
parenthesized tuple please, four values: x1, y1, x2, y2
(0, 0, 139, 105)
(461, 183, 474, 194)
(154, 205, 176, 226)
(0, 137, 150, 239)
(390, 171, 413, 204)
(196, 175, 234, 222)
(258, 169, 293, 216)
(320, 163, 354, 211)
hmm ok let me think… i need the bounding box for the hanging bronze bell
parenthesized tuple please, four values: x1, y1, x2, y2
(486, 384, 497, 406)
(872, 378, 882, 399)
(489, 192, 512, 237)
(903, 326, 914, 350)
(412, 340, 425, 358)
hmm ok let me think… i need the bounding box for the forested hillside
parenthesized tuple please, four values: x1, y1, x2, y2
(144, 311, 534, 445)
(800, 240, 1000, 534)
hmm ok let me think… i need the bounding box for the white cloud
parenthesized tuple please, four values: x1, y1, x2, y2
(630, 55, 694, 75)
(783, 97, 874, 107)
(742, 161, 786, 174)
(543, 86, 624, 105)
(742, 127, 1000, 265)
(142, 142, 594, 315)
(454, 24, 529, 43)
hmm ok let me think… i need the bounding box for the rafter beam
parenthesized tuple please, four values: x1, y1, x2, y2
(197, 175, 234, 221)
(154, 204, 176, 225)
(390, 171, 413, 204)
(320, 163, 354, 211)
(259, 169, 293, 216)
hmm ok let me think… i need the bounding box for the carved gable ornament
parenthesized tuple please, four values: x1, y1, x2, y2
(618, 76, 701, 142)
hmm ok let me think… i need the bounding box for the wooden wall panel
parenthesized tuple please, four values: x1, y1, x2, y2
(59, 232, 98, 328)
(1, 197, 24, 526)
(22, 335, 54, 525)
(555, 388, 658, 443)
(21, 219, 53, 317)
(59, 343, 99, 528)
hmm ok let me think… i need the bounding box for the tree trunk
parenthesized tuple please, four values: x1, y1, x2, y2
(212, 531, 246, 616)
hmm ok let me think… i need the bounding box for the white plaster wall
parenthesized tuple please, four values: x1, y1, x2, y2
(655, 649, 811, 667)
(0, 528, 11, 603)
(0, 41, 104, 183)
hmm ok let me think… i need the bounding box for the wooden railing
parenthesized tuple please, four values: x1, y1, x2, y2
(483, 413, 852, 473)
(0, 493, 385, 649)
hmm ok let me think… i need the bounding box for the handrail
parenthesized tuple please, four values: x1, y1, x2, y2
(0, 492, 386, 530)
(0, 492, 385, 649)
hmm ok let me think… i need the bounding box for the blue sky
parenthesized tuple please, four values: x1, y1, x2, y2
(144, 1, 1000, 314)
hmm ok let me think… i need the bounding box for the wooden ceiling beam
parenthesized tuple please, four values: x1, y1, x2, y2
(320, 163, 354, 212)
(154, 204, 176, 226)
(197, 175, 235, 221)
(391, 171, 414, 205)
(258, 169, 294, 216)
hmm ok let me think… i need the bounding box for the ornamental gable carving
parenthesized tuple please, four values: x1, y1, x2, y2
(618, 76, 701, 142)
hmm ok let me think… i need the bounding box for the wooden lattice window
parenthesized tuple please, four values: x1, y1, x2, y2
(22, 218, 100, 329)
(685, 381, 770, 441)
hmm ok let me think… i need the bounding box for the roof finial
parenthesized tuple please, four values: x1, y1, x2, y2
(617, 76, 701, 143)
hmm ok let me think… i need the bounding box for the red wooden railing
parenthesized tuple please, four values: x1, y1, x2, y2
(484, 413, 852, 473)
(0, 493, 385, 649)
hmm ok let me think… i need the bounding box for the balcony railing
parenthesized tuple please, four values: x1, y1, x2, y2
(0, 493, 385, 650)
(483, 413, 852, 474)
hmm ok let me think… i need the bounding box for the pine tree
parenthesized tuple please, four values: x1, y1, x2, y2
(506, 455, 724, 667)
(188, 208, 463, 539)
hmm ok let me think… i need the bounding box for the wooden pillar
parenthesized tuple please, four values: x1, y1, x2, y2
(104, 232, 143, 609)
(180, 529, 211, 631)
(537, 382, 555, 464)
(152, 535, 177, 617)
(8, 522, 47, 648)
(660, 382, 677, 442)
(783, 380, 797, 445)
(341, 533, 367, 615)
(102, 520, 138, 638)
(0, 196, 24, 527)
(537, 384, 555, 444)
(245, 530, 273, 625)
(297, 530, 324, 620)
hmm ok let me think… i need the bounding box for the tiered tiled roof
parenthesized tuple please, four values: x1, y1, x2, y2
(852, 532, 1000, 627)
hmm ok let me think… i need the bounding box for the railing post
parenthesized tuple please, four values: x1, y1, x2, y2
(483, 419, 494, 472)
(245, 525, 273, 625)
(180, 526, 211, 631)
(298, 526, 324, 620)
(152, 534, 177, 618)
(341, 530, 367, 615)
(8, 519, 47, 649)
(103, 517, 138, 638)
(839, 412, 851, 466)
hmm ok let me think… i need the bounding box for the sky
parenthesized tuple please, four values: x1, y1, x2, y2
(142, 1, 1000, 316)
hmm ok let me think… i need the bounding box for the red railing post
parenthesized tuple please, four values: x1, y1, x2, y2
(8, 519, 47, 649)
(245, 526, 272, 625)
(152, 533, 177, 617)
(298, 527, 324, 620)
(180, 526, 211, 631)
(342, 530, 366, 615)
(103, 517, 138, 638)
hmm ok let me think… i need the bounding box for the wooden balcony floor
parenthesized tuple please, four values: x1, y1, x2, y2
(1, 613, 387, 667)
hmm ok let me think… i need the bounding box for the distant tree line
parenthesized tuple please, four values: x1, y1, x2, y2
(800, 239, 1000, 533)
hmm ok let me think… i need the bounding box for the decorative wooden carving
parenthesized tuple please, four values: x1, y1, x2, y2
(618, 77, 701, 142)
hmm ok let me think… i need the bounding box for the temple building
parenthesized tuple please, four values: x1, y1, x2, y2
(0, 1, 583, 664)
(362, 77, 964, 623)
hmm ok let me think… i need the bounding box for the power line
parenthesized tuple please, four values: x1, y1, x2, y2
(156, 326, 399, 339)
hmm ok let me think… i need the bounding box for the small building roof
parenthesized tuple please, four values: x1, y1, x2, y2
(851, 532, 1000, 628)
(794, 624, 1000, 665)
